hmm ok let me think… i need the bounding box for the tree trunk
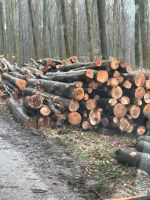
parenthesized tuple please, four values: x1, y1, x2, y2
(72, 0, 78, 56)
(135, 0, 140, 66)
(85, 0, 94, 61)
(27, 0, 38, 59)
(60, 0, 71, 58)
(97, 0, 109, 60)
(139, 0, 150, 66)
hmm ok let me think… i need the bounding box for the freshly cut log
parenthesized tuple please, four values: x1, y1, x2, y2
(109, 78, 119, 86)
(135, 140, 150, 154)
(116, 148, 150, 175)
(127, 124, 134, 133)
(2, 73, 27, 90)
(123, 80, 132, 89)
(85, 69, 94, 79)
(7, 98, 37, 127)
(137, 126, 146, 136)
(68, 112, 81, 125)
(144, 92, 150, 104)
(135, 87, 145, 100)
(126, 65, 132, 73)
(38, 117, 51, 127)
(145, 80, 150, 90)
(113, 116, 119, 124)
(45, 70, 87, 82)
(86, 99, 96, 110)
(72, 88, 85, 100)
(40, 105, 51, 116)
(116, 148, 141, 167)
(82, 121, 91, 130)
(62, 59, 72, 65)
(111, 59, 120, 70)
(119, 118, 130, 131)
(75, 81, 83, 88)
(25, 94, 44, 109)
(143, 104, 150, 119)
(59, 63, 82, 71)
(95, 57, 103, 67)
(96, 70, 108, 83)
(27, 79, 85, 100)
(89, 109, 101, 126)
(118, 76, 124, 84)
(69, 56, 78, 63)
(120, 96, 130, 105)
(113, 71, 120, 78)
(69, 99, 79, 112)
(136, 136, 150, 143)
(111, 86, 123, 99)
(88, 81, 99, 90)
(135, 73, 145, 87)
(109, 98, 117, 106)
(84, 93, 89, 101)
(113, 103, 126, 118)
(130, 105, 140, 119)
(134, 99, 142, 106)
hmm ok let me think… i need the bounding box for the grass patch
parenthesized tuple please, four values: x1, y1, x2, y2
(42, 127, 137, 199)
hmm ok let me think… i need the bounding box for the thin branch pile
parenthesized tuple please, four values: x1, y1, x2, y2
(0, 55, 149, 135)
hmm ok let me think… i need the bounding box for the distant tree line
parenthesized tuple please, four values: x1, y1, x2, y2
(0, 0, 150, 67)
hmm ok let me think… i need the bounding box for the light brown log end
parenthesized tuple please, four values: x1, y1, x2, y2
(89, 109, 101, 126)
(40, 105, 51, 116)
(113, 103, 126, 118)
(96, 70, 108, 83)
(68, 112, 81, 125)
(69, 99, 80, 112)
(135, 73, 145, 87)
(95, 57, 103, 67)
(86, 99, 97, 111)
(111, 86, 123, 99)
(15, 79, 27, 90)
(135, 87, 145, 100)
(72, 88, 85, 101)
(137, 126, 146, 136)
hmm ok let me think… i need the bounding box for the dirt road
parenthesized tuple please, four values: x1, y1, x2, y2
(0, 106, 84, 200)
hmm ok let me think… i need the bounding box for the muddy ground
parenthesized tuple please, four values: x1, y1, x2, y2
(0, 105, 150, 200)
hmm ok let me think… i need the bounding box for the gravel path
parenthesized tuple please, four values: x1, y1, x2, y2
(0, 106, 84, 200)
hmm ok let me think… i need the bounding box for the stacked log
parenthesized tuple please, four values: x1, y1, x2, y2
(0, 55, 149, 135)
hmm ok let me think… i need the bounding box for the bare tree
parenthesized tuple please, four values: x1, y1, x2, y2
(85, 0, 94, 60)
(27, 0, 38, 59)
(139, 0, 150, 66)
(60, 0, 71, 58)
(72, 0, 78, 56)
(97, 0, 109, 60)
(43, 0, 48, 57)
(135, 0, 140, 66)
(0, 1, 6, 55)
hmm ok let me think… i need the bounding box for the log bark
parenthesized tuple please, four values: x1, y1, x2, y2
(116, 148, 150, 175)
(2, 73, 27, 90)
(7, 98, 37, 127)
(27, 79, 85, 100)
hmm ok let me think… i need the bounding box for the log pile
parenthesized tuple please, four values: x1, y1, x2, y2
(0, 55, 149, 134)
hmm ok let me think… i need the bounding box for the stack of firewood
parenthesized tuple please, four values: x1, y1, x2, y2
(0, 55, 150, 135)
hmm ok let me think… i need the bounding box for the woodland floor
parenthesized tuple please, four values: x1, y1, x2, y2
(0, 105, 150, 199)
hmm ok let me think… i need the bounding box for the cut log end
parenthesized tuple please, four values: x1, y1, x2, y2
(89, 109, 101, 126)
(143, 104, 150, 119)
(135, 87, 145, 100)
(109, 98, 117, 107)
(82, 121, 91, 130)
(130, 105, 140, 119)
(135, 73, 145, 87)
(119, 118, 130, 132)
(86, 99, 96, 111)
(16, 79, 27, 90)
(137, 126, 146, 136)
(95, 57, 103, 67)
(28, 94, 44, 109)
(68, 112, 81, 125)
(113, 103, 126, 118)
(123, 80, 132, 89)
(69, 99, 80, 112)
(86, 69, 94, 79)
(111, 86, 123, 99)
(96, 70, 108, 83)
(144, 92, 150, 104)
(40, 105, 51, 116)
(111, 59, 120, 70)
(72, 88, 84, 101)
(120, 96, 130, 105)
